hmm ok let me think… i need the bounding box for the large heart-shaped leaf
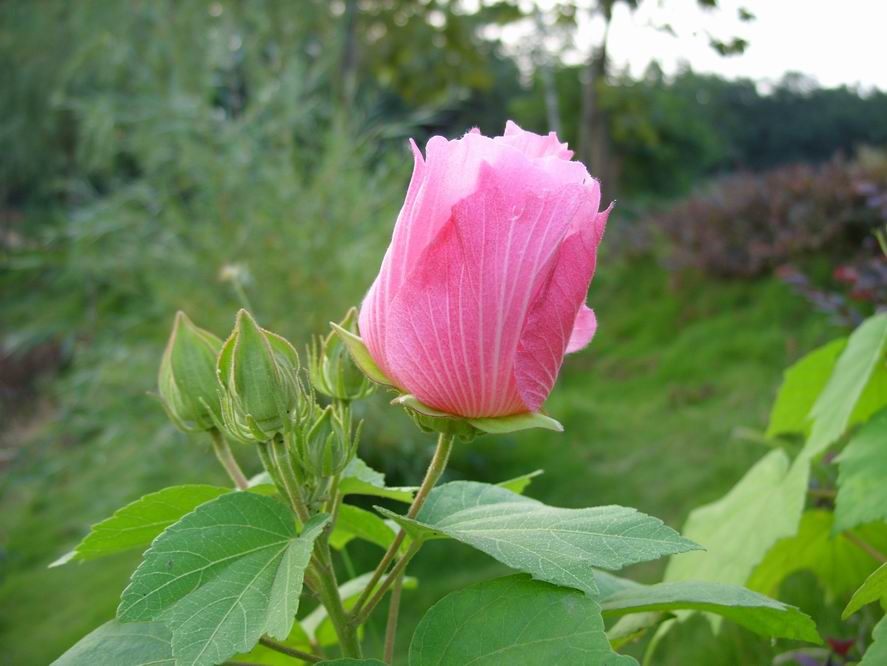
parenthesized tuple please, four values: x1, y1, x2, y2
(380, 481, 697, 597)
(51, 485, 230, 567)
(835, 409, 887, 532)
(409, 575, 635, 666)
(665, 448, 808, 590)
(118, 492, 326, 666)
(52, 620, 173, 666)
(594, 571, 820, 643)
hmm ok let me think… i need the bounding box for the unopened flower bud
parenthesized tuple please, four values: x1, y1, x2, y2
(297, 405, 359, 478)
(158, 311, 223, 432)
(309, 308, 373, 401)
(217, 309, 301, 443)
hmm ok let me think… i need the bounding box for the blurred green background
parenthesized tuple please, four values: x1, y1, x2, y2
(2, 1, 886, 664)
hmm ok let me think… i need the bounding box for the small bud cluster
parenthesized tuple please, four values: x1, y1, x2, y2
(157, 308, 373, 494)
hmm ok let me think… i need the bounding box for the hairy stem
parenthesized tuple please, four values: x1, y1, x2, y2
(209, 429, 249, 490)
(355, 543, 418, 626)
(383, 570, 405, 664)
(258, 636, 321, 663)
(314, 544, 362, 658)
(350, 432, 454, 621)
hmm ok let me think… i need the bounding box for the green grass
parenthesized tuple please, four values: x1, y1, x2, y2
(0, 256, 839, 665)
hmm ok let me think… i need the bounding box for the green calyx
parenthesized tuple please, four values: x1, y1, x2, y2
(294, 404, 360, 478)
(157, 311, 223, 433)
(331, 317, 565, 438)
(216, 309, 302, 444)
(309, 308, 373, 402)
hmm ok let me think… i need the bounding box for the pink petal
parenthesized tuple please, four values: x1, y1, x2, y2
(515, 203, 611, 411)
(382, 166, 589, 417)
(566, 305, 597, 354)
(498, 120, 574, 160)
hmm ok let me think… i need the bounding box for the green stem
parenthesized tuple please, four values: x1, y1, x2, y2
(314, 545, 362, 658)
(350, 433, 454, 621)
(383, 571, 405, 664)
(258, 636, 321, 663)
(209, 429, 249, 490)
(355, 543, 418, 626)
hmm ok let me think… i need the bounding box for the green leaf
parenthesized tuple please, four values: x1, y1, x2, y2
(803, 313, 887, 459)
(118, 492, 327, 666)
(379, 481, 698, 597)
(665, 448, 808, 589)
(861, 615, 887, 666)
(835, 409, 887, 532)
(844, 561, 887, 618)
(320, 660, 387, 665)
(52, 620, 173, 666)
(302, 572, 417, 647)
(409, 575, 636, 665)
(329, 504, 397, 551)
(496, 469, 544, 494)
(766, 338, 846, 438)
(606, 612, 665, 650)
(748, 510, 887, 600)
(330, 322, 395, 387)
(468, 412, 563, 434)
(50, 485, 231, 567)
(339, 458, 414, 503)
(594, 571, 821, 643)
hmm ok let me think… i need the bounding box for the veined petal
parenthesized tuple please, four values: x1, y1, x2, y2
(515, 203, 611, 411)
(383, 167, 589, 417)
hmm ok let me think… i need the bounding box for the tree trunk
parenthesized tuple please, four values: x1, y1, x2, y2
(579, 5, 614, 196)
(532, 9, 562, 135)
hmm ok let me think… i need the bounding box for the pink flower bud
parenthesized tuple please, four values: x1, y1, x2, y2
(359, 121, 610, 418)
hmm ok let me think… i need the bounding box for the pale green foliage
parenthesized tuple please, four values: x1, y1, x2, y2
(748, 510, 887, 600)
(844, 561, 887, 618)
(51, 485, 230, 566)
(338, 458, 414, 503)
(665, 448, 808, 588)
(861, 616, 887, 666)
(594, 570, 820, 643)
(53, 620, 173, 666)
(803, 313, 887, 459)
(119, 492, 326, 666)
(381, 481, 698, 597)
(329, 504, 397, 551)
(835, 409, 887, 531)
(496, 469, 544, 494)
(766, 338, 846, 438)
(409, 576, 636, 666)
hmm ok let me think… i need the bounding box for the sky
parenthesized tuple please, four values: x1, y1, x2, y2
(498, 0, 887, 92)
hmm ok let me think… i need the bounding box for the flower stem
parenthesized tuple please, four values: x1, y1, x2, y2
(846, 529, 887, 563)
(209, 429, 249, 490)
(349, 432, 454, 621)
(258, 636, 321, 663)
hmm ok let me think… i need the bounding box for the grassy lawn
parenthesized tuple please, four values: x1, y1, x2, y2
(0, 256, 839, 665)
